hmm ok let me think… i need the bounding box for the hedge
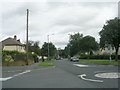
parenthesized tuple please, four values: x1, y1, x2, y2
(79, 55, 120, 60)
(2, 50, 35, 62)
(2, 50, 22, 55)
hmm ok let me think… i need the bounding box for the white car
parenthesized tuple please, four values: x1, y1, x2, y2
(70, 57, 79, 62)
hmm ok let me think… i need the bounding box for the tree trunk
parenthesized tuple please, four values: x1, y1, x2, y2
(115, 47, 119, 61)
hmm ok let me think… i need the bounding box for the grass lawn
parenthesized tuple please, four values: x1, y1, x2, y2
(79, 59, 120, 66)
(39, 60, 54, 67)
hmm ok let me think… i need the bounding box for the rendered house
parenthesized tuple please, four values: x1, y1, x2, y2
(0, 35, 25, 52)
(99, 47, 120, 55)
(93, 46, 120, 55)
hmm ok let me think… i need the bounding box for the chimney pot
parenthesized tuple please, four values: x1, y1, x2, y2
(14, 35, 17, 40)
(17, 39, 20, 42)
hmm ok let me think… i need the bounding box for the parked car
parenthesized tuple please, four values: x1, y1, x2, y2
(70, 57, 79, 62)
(56, 57, 61, 60)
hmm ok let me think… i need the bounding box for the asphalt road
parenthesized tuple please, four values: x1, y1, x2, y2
(2, 59, 119, 88)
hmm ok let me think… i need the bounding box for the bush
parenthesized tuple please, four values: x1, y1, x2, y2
(4, 55, 14, 62)
(32, 53, 39, 63)
(79, 55, 120, 60)
(2, 50, 35, 62)
(2, 50, 21, 55)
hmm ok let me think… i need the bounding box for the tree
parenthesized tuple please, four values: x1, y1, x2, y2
(57, 48, 65, 58)
(41, 42, 57, 59)
(99, 17, 120, 61)
(80, 35, 99, 55)
(67, 33, 98, 56)
(33, 41, 41, 55)
(69, 33, 83, 56)
(64, 45, 70, 58)
(28, 40, 34, 52)
(27, 40, 41, 56)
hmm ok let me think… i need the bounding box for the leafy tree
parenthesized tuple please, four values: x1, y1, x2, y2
(57, 48, 65, 58)
(33, 41, 41, 55)
(64, 33, 99, 57)
(28, 40, 34, 52)
(27, 40, 41, 55)
(41, 42, 57, 59)
(80, 35, 99, 55)
(99, 17, 120, 61)
(41, 42, 48, 56)
(69, 33, 83, 56)
(64, 45, 70, 58)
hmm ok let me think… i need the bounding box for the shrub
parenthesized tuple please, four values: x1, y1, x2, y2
(31, 53, 39, 63)
(2, 50, 23, 56)
(79, 55, 120, 60)
(4, 55, 14, 62)
(2, 50, 35, 62)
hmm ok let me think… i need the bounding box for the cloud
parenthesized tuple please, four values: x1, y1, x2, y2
(1, 1, 118, 49)
(53, 41, 68, 49)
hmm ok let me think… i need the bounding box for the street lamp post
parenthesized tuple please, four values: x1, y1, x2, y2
(47, 34, 54, 60)
(47, 35, 50, 60)
(68, 34, 71, 60)
(108, 44, 112, 62)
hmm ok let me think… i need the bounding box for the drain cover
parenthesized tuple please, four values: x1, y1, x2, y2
(95, 72, 120, 79)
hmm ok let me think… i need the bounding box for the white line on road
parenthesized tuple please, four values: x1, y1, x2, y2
(3, 70, 23, 73)
(78, 74, 103, 83)
(0, 77, 12, 81)
(12, 70, 31, 77)
(0, 70, 31, 81)
(74, 64, 89, 67)
(3, 66, 55, 73)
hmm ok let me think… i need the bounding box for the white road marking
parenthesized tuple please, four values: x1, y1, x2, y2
(78, 74, 103, 83)
(95, 72, 120, 79)
(74, 64, 89, 67)
(3, 66, 55, 73)
(0, 70, 31, 81)
(94, 71, 106, 74)
(3, 70, 23, 73)
(0, 77, 12, 81)
(12, 70, 31, 77)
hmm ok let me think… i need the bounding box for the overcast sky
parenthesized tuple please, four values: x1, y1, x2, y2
(0, 0, 118, 49)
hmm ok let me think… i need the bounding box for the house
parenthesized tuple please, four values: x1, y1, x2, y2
(99, 47, 120, 55)
(93, 46, 120, 55)
(0, 35, 26, 52)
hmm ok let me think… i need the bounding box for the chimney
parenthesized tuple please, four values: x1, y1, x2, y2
(14, 35, 17, 40)
(17, 39, 20, 42)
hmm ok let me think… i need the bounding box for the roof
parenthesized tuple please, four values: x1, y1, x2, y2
(0, 37, 23, 50)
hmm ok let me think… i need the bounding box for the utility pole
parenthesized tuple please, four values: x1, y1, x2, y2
(47, 35, 49, 60)
(47, 34, 54, 60)
(26, 9, 29, 65)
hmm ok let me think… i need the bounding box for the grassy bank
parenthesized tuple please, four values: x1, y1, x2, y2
(79, 59, 120, 66)
(39, 60, 54, 67)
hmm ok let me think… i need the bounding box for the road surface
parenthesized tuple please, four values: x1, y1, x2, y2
(2, 59, 119, 88)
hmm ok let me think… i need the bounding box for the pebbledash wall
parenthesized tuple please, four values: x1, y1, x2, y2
(93, 47, 120, 55)
(99, 47, 120, 55)
(3, 45, 25, 53)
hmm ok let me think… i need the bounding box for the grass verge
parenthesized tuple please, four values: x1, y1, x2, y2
(39, 60, 54, 67)
(79, 59, 120, 66)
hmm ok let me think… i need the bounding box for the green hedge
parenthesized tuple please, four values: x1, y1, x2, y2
(79, 55, 120, 60)
(2, 50, 35, 62)
(2, 50, 22, 55)
(13, 54, 34, 61)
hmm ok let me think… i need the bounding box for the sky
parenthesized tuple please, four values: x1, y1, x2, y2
(0, 0, 119, 49)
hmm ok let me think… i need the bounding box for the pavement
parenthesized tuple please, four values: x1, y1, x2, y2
(1, 59, 119, 88)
